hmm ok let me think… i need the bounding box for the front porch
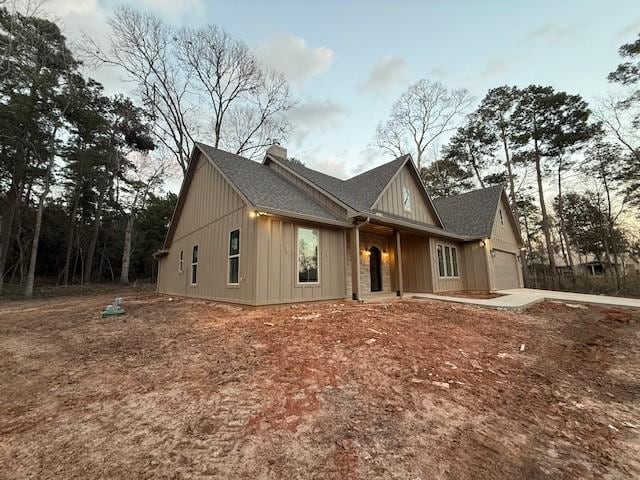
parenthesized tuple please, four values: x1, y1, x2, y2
(346, 222, 440, 300)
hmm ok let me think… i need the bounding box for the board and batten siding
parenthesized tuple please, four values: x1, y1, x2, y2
(254, 217, 347, 305)
(461, 242, 491, 291)
(266, 162, 348, 219)
(374, 166, 438, 225)
(399, 233, 433, 293)
(491, 195, 520, 253)
(157, 153, 257, 304)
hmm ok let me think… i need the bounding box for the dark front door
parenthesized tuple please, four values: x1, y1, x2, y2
(369, 246, 382, 292)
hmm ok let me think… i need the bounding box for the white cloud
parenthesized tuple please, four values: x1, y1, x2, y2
(363, 55, 407, 92)
(618, 19, 640, 39)
(525, 23, 581, 44)
(254, 34, 334, 85)
(287, 99, 345, 146)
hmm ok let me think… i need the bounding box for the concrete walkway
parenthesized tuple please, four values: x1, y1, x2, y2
(410, 288, 640, 311)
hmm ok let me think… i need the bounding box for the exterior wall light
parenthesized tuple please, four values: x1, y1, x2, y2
(479, 240, 486, 247)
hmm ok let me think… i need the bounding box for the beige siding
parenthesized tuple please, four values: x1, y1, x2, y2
(400, 234, 433, 292)
(157, 154, 257, 304)
(267, 162, 348, 219)
(461, 242, 491, 291)
(374, 166, 438, 225)
(430, 238, 464, 292)
(491, 196, 520, 253)
(254, 217, 347, 304)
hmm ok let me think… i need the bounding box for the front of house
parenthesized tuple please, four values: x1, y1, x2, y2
(155, 143, 524, 305)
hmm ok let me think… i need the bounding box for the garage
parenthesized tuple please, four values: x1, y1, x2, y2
(493, 250, 519, 290)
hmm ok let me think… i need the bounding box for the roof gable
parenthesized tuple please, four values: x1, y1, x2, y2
(432, 185, 504, 238)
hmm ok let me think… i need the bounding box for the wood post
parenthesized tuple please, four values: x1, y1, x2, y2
(351, 226, 360, 300)
(395, 230, 403, 296)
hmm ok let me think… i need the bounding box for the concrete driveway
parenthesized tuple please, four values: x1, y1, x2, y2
(411, 288, 640, 311)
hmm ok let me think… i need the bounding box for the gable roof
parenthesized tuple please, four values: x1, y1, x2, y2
(432, 185, 505, 238)
(196, 143, 347, 225)
(269, 155, 407, 212)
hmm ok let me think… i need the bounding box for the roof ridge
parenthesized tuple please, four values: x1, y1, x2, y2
(433, 183, 504, 202)
(345, 154, 408, 183)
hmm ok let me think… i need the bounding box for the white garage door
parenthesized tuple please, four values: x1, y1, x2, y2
(493, 250, 519, 290)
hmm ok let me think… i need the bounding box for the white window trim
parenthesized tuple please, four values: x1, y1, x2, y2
(296, 226, 320, 286)
(191, 245, 199, 286)
(227, 228, 240, 286)
(437, 243, 460, 279)
(179, 250, 184, 273)
(402, 186, 412, 212)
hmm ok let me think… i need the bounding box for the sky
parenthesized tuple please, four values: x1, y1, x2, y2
(42, 0, 640, 187)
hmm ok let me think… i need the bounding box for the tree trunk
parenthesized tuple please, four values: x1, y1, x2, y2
(556, 163, 575, 281)
(533, 142, 558, 289)
(120, 214, 134, 285)
(83, 185, 106, 284)
(500, 126, 528, 287)
(62, 188, 81, 286)
(25, 130, 58, 297)
(0, 186, 18, 293)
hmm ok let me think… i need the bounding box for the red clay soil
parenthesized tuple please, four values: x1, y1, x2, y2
(0, 291, 639, 479)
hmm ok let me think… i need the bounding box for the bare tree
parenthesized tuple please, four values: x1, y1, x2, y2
(375, 79, 473, 169)
(595, 95, 640, 163)
(84, 7, 195, 175)
(176, 26, 293, 159)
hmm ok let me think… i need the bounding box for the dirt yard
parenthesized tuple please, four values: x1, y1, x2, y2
(1, 290, 639, 479)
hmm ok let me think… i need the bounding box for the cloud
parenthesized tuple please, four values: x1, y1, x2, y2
(618, 19, 640, 39)
(254, 34, 334, 85)
(427, 66, 450, 79)
(524, 23, 580, 44)
(362, 56, 408, 92)
(287, 99, 345, 145)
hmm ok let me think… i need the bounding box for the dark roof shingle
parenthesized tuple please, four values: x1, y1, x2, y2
(278, 155, 408, 212)
(196, 143, 345, 223)
(432, 185, 504, 238)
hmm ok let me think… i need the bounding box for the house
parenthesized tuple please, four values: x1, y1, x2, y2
(155, 142, 524, 305)
(555, 252, 640, 277)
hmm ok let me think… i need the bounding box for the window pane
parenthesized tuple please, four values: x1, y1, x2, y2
(437, 245, 445, 277)
(452, 248, 458, 276)
(192, 245, 198, 263)
(229, 257, 239, 284)
(229, 229, 240, 256)
(191, 265, 197, 284)
(444, 246, 451, 277)
(298, 227, 319, 283)
(402, 187, 411, 211)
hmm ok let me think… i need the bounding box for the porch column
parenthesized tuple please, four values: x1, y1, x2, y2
(351, 226, 361, 300)
(395, 229, 403, 296)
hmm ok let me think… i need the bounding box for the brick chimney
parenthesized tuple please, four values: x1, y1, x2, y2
(266, 141, 287, 159)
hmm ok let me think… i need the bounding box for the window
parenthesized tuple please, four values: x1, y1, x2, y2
(437, 244, 459, 278)
(191, 245, 198, 285)
(499, 209, 504, 226)
(228, 229, 240, 285)
(297, 227, 319, 283)
(179, 250, 183, 273)
(402, 186, 411, 212)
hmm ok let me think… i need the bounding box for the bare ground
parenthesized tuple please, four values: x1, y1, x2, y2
(0, 290, 639, 479)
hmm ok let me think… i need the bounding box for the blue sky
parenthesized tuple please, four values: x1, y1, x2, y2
(51, 0, 640, 180)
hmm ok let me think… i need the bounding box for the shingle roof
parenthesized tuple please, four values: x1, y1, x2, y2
(432, 185, 504, 238)
(278, 155, 409, 212)
(196, 143, 345, 223)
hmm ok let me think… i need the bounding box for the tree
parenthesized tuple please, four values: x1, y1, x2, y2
(510, 85, 598, 288)
(608, 32, 640, 126)
(419, 159, 474, 198)
(0, 8, 77, 293)
(375, 79, 473, 169)
(85, 7, 195, 175)
(581, 141, 630, 288)
(442, 114, 497, 187)
(176, 26, 293, 159)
